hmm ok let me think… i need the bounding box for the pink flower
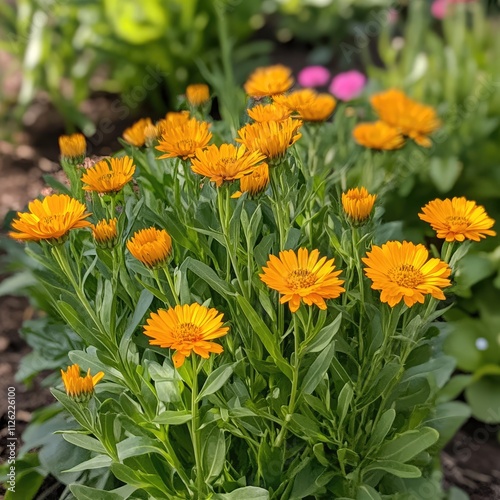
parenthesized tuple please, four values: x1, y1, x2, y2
(329, 70, 366, 101)
(387, 8, 399, 24)
(431, 0, 448, 19)
(297, 66, 331, 88)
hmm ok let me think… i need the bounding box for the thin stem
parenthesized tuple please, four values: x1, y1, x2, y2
(274, 313, 301, 447)
(163, 266, 181, 306)
(190, 356, 204, 498)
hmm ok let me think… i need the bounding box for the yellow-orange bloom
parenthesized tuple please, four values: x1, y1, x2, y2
(353, 121, 405, 150)
(82, 156, 135, 194)
(127, 227, 172, 268)
(123, 118, 153, 147)
(244, 64, 294, 98)
(371, 89, 440, 147)
(342, 187, 377, 222)
(232, 163, 270, 198)
(273, 89, 317, 111)
(143, 303, 229, 368)
(419, 197, 496, 242)
(91, 218, 118, 247)
(143, 123, 160, 145)
(9, 194, 91, 242)
(186, 83, 210, 106)
(190, 144, 266, 187)
(362, 241, 451, 308)
(260, 248, 345, 313)
(61, 364, 104, 403)
(297, 94, 337, 122)
(59, 133, 86, 161)
(236, 118, 302, 160)
(247, 103, 291, 122)
(165, 111, 191, 126)
(156, 118, 212, 160)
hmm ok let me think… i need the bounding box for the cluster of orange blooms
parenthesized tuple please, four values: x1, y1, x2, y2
(353, 88, 441, 150)
(9, 65, 497, 399)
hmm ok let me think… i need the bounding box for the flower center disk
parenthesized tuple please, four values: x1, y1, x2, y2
(388, 264, 423, 289)
(287, 269, 317, 290)
(174, 322, 202, 342)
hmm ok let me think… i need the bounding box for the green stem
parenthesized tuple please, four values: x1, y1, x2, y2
(274, 313, 301, 447)
(441, 241, 455, 264)
(190, 356, 204, 498)
(163, 267, 181, 306)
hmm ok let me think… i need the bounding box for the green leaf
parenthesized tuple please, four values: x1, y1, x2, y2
(63, 433, 107, 454)
(183, 257, 235, 299)
(356, 485, 382, 500)
(197, 363, 235, 401)
(429, 157, 462, 193)
(362, 460, 421, 479)
(235, 294, 293, 380)
(202, 427, 225, 482)
(214, 487, 269, 500)
(337, 382, 354, 427)
(303, 313, 342, 354)
(301, 342, 336, 395)
(117, 436, 169, 461)
(153, 410, 192, 425)
(57, 301, 104, 349)
(465, 376, 500, 423)
(63, 454, 112, 472)
(367, 409, 396, 450)
(424, 401, 471, 448)
(70, 485, 123, 500)
(376, 427, 439, 463)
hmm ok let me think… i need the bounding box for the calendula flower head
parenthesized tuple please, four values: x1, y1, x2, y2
(247, 103, 292, 122)
(156, 117, 212, 160)
(362, 241, 451, 308)
(236, 118, 302, 161)
(342, 187, 377, 223)
(353, 121, 405, 150)
(61, 364, 104, 403)
(165, 110, 191, 126)
(82, 156, 136, 194)
(143, 123, 160, 146)
(296, 93, 337, 122)
(370, 89, 440, 147)
(244, 64, 294, 98)
(273, 88, 317, 111)
(91, 218, 118, 247)
(127, 227, 172, 268)
(144, 303, 229, 368)
(260, 248, 345, 313)
(9, 194, 91, 243)
(231, 163, 270, 198)
(186, 83, 210, 106)
(190, 144, 266, 187)
(275, 89, 337, 121)
(123, 118, 153, 147)
(419, 197, 496, 242)
(59, 133, 86, 164)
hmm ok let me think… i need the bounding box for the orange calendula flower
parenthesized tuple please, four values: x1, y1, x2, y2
(260, 248, 345, 313)
(190, 144, 266, 187)
(273, 88, 317, 111)
(9, 194, 91, 242)
(419, 197, 496, 242)
(59, 133, 86, 162)
(82, 156, 136, 194)
(236, 118, 302, 160)
(91, 218, 118, 247)
(247, 103, 291, 122)
(353, 121, 405, 150)
(370, 89, 440, 147)
(156, 118, 212, 160)
(232, 163, 270, 198)
(244, 64, 294, 98)
(143, 303, 229, 368)
(61, 364, 104, 403)
(143, 123, 160, 146)
(362, 241, 451, 308)
(127, 227, 172, 268)
(186, 83, 210, 106)
(297, 93, 337, 122)
(342, 187, 377, 222)
(123, 118, 153, 147)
